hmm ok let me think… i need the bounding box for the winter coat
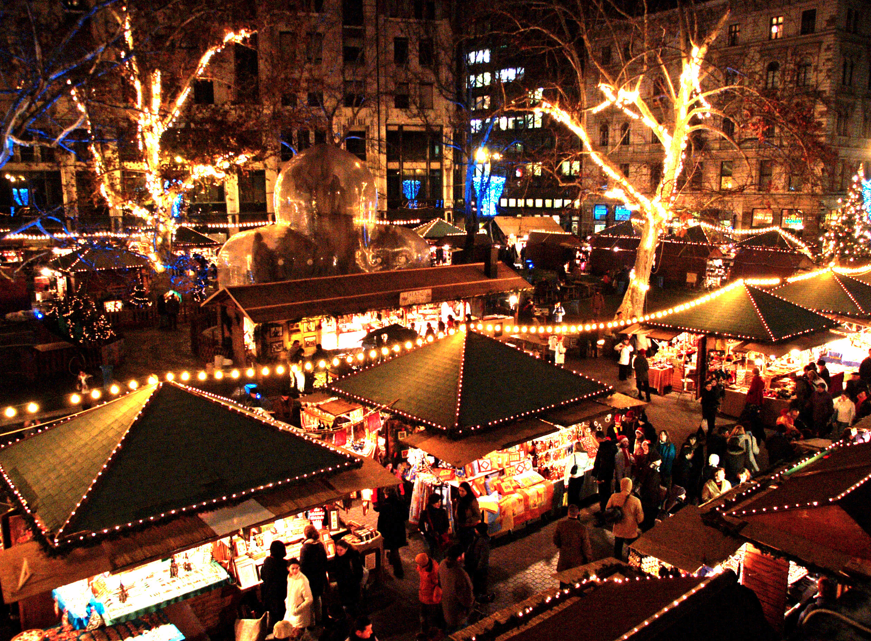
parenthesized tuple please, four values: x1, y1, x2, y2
(553, 517, 593, 572)
(614, 447, 634, 482)
(439, 557, 474, 628)
(465, 533, 491, 578)
(658, 442, 676, 480)
(375, 494, 409, 550)
(299, 539, 328, 597)
(634, 353, 649, 383)
(606, 491, 644, 539)
(455, 497, 481, 529)
(701, 479, 732, 503)
(592, 439, 617, 482)
(417, 559, 441, 605)
(284, 572, 313, 629)
(328, 547, 363, 606)
(810, 389, 834, 430)
(260, 555, 288, 613)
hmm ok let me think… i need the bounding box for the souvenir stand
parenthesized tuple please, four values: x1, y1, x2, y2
(326, 328, 624, 538)
(299, 392, 382, 457)
(642, 281, 839, 414)
(0, 382, 398, 636)
(630, 440, 871, 635)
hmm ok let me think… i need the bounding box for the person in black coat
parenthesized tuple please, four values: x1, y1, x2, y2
(375, 487, 408, 578)
(329, 539, 364, 616)
(700, 377, 721, 436)
(419, 492, 450, 560)
(259, 540, 288, 627)
(639, 455, 663, 532)
(299, 525, 328, 625)
(592, 431, 617, 514)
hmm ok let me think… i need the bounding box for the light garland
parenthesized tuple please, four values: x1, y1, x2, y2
(70, 7, 255, 269)
(0, 381, 361, 547)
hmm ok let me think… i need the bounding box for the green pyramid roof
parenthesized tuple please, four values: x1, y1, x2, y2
(414, 218, 466, 239)
(773, 270, 871, 317)
(646, 282, 837, 342)
(0, 383, 359, 546)
(328, 330, 611, 436)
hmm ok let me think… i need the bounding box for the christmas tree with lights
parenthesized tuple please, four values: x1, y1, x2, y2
(821, 164, 871, 265)
(44, 291, 117, 345)
(129, 281, 151, 309)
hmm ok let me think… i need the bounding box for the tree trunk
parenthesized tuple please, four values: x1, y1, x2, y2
(463, 159, 478, 262)
(616, 217, 662, 320)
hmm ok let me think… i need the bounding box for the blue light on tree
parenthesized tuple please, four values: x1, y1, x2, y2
(473, 175, 506, 218)
(171, 193, 184, 218)
(863, 175, 871, 215)
(402, 179, 421, 200)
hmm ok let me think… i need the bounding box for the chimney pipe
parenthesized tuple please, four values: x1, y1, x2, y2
(484, 245, 499, 278)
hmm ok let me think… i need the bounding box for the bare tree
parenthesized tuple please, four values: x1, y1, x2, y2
(502, 0, 832, 318)
(0, 0, 123, 170)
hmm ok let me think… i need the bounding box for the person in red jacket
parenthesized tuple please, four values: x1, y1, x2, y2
(743, 368, 766, 442)
(415, 553, 443, 636)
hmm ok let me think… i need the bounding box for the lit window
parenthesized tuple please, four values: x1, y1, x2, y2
(467, 49, 491, 65)
(545, 199, 552, 208)
(500, 198, 508, 207)
(470, 119, 482, 133)
(508, 198, 516, 207)
(769, 16, 783, 40)
(498, 67, 524, 83)
(526, 199, 533, 207)
(727, 24, 739, 46)
(720, 161, 734, 190)
(535, 199, 543, 208)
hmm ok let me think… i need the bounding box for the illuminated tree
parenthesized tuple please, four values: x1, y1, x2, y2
(820, 165, 871, 265)
(500, 0, 831, 318)
(0, 0, 125, 170)
(72, 2, 254, 268)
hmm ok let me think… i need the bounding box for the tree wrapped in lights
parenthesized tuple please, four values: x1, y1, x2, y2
(820, 165, 871, 265)
(500, 0, 830, 318)
(43, 290, 116, 345)
(72, 3, 254, 268)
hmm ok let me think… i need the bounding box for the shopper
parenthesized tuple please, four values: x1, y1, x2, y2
(701, 467, 732, 502)
(554, 335, 567, 366)
(375, 487, 408, 579)
(415, 553, 442, 637)
(299, 525, 328, 626)
(657, 431, 676, 488)
(743, 367, 766, 443)
(860, 348, 871, 385)
(817, 359, 831, 388)
(329, 539, 364, 617)
(606, 477, 644, 561)
(260, 540, 289, 628)
(553, 504, 593, 576)
(615, 336, 634, 381)
(164, 292, 180, 330)
(592, 430, 617, 514)
(591, 289, 605, 318)
(465, 522, 493, 603)
(348, 616, 379, 640)
(438, 545, 474, 632)
(419, 493, 450, 560)
(453, 482, 481, 552)
(833, 391, 855, 433)
(284, 558, 313, 633)
(638, 455, 663, 532)
(634, 349, 651, 401)
(672, 444, 696, 498)
(614, 436, 634, 485)
(700, 377, 721, 435)
(810, 381, 834, 436)
(564, 442, 588, 508)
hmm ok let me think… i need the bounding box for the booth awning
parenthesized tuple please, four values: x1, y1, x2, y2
(630, 506, 743, 574)
(736, 330, 845, 358)
(771, 269, 871, 317)
(0, 455, 396, 603)
(413, 218, 465, 240)
(328, 330, 612, 435)
(48, 247, 152, 272)
(202, 262, 531, 324)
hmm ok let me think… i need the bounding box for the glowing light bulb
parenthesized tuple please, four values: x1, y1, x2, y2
(165, 372, 175, 381)
(180, 371, 190, 381)
(214, 371, 224, 380)
(231, 369, 240, 379)
(71, 394, 82, 405)
(26, 402, 39, 413)
(110, 384, 120, 395)
(197, 371, 207, 381)
(275, 365, 285, 375)
(4, 407, 16, 418)
(129, 380, 139, 389)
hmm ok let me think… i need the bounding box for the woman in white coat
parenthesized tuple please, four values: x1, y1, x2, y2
(284, 558, 313, 633)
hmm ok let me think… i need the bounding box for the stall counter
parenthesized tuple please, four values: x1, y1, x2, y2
(721, 388, 790, 427)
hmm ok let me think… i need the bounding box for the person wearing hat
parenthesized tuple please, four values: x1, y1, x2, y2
(272, 621, 296, 641)
(465, 522, 493, 603)
(810, 380, 834, 437)
(606, 477, 644, 561)
(415, 552, 442, 636)
(261, 540, 289, 628)
(284, 558, 313, 633)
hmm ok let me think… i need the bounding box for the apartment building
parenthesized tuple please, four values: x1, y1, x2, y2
(0, 0, 457, 231)
(580, 0, 871, 238)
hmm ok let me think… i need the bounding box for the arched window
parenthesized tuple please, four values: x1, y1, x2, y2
(599, 123, 609, 147)
(765, 61, 780, 89)
(796, 58, 812, 87)
(620, 122, 631, 145)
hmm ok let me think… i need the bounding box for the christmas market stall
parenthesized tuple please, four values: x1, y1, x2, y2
(412, 218, 466, 265)
(630, 438, 871, 635)
(522, 231, 583, 272)
(44, 246, 152, 304)
(451, 561, 775, 641)
(202, 259, 531, 366)
(641, 280, 839, 423)
(0, 382, 398, 637)
(729, 228, 815, 282)
(326, 328, 633, 537)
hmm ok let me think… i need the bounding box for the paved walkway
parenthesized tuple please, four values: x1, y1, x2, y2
(358, 349, 765, 640)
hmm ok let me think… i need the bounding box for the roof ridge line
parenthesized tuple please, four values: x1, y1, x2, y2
(835, 273, 868, 315)
(54, 383, 161, 542)
(452, 331, 467, 432)
(745, 284, 777, 342)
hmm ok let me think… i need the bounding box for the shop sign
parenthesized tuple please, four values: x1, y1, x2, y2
(399, 288, 432, 306)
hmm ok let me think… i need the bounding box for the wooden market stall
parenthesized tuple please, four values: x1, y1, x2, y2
(45, 246, 153, 302)
(729, 229, 815, 282)
(630, 438, 871, 635)
(640, 280, 839, 422)
(0, 382, 398, 637)
(326, 328, 637, 537)
(201, 260, 531, 366)
(451, 562, 775, 641)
